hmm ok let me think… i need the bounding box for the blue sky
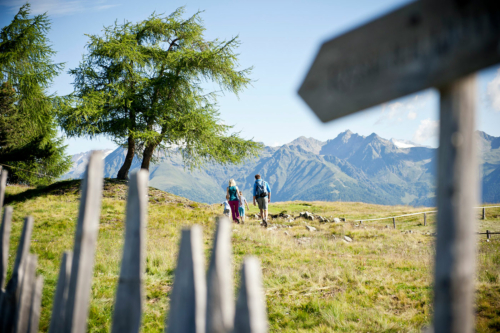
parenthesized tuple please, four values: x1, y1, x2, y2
(1, 0, 499, 155)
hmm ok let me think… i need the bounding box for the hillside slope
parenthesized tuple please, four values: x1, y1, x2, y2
(62, 131, 500, 206)
(3, 183, 499, 332)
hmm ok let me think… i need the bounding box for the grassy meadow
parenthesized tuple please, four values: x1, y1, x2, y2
(3, 180, 500, 332)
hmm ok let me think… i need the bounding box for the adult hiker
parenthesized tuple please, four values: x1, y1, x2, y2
(226, 179, 241, 223)
(238, 190, 250, 224)
(253, 174, 271, 227)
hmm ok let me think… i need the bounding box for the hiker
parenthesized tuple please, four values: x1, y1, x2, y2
(221, 196, 231, 217)
(238, 190, 250, 224)
(253, 174, 271, 227)
(226, 179, 241, 223)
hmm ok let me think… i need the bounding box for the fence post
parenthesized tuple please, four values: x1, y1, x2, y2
(392, 218, 396, 229)
(63, 151, 103, 333)
(482, 207, 486, 220)
(434, 75, 477, 333)
(28, 275, 44, 333)
(111, 170, 149, 333)
(233, 257, 267, 333)
(486, 230, 490, 240)
(49, 251, 73, 333)
(0, 216, 34, 331)
(424, 213, 427, 226)
(166, 226, 206, 333)
(0, 168, 8, 209)
(14, 253, 37, 333)
(0, 206, 13, 290)
(206, 216, 234, 333)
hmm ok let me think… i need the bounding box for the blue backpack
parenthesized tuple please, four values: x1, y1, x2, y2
(255, 180, 268, 198)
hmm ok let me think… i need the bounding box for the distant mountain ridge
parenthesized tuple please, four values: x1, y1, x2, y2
(62, 130, 500, 206)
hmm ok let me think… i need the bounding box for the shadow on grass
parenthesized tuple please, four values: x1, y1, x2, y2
(4, 178, 129, 205)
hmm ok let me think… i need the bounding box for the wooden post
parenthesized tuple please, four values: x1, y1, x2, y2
(0, 206, 13, 290)
(424, 213, 427, 226)
(28, 275, 44, 333)
(434, 75, 478, 333)
(111, 170, 149, 333)
(0, 216, 34, 331)
(14, 254, 37, 333)
(64, 151, 103, 333)
(206, 216, 234, 333)
(166, 226, 206, 333)
(0, 169, 8, 209)
(486, 230, 490, 240)
(49, 251, 73, 333)
(482, 207, 486, 220)
(233, 257, 267, 333)
(392, 218, 396, 229)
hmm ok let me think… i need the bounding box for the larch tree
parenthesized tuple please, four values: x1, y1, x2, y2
(0, 4, 71, 184)
(58, 8, 262, 179)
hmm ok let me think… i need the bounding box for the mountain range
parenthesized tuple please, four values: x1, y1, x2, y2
(62, 130, 500, 206)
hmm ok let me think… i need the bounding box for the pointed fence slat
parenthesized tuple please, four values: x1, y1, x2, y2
(111, 170, 149, 333)
(0, 206, 13, 290)
(233, 257, 267, 333)
(206, 216, 234, 333)
(0, 168, 8, 209)
(28, 276, 43, 333)
(0, 216, 34, 332)
(14, 254, 37, 333)
(167, 225, 206, 333)
(48, 251, 73, 333)
(63, 151, 104, 333)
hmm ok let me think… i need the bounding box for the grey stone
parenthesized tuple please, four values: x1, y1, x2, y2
(343, 236, 352, 242)
(305, 225, 316, 232)
(333, 218, 341, 223)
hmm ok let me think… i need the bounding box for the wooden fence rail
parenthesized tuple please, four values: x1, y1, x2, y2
(357, 205, 500, 229)
(0, 151, 268, 333)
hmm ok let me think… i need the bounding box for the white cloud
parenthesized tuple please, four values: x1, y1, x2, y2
(375, 94, 428, 125)
(413, 119, 439, 143)
(487, 69, 500, 112)
(0, 0, 119, 17)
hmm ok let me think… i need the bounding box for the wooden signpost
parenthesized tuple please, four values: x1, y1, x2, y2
(299, 1, 500, 332)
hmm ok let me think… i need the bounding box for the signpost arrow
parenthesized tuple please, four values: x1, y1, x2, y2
(299, 0, 500, 123)
(299, 1, 500, 332)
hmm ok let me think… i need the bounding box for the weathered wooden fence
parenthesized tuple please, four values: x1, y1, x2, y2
(0, 151, 268, 333)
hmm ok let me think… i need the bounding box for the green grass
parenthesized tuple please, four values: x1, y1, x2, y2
(3, 180, 500, 332)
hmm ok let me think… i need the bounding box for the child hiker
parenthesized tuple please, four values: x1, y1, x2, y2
(238, 190, 249, 224)
(221, 195, 231, 217)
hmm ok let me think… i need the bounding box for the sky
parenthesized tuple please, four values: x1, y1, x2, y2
(1, 0, 499, 155)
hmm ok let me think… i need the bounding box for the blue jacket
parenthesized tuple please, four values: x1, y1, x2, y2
(253, 179, 271, 196)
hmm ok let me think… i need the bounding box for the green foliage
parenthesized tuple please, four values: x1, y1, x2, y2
(0, 4, 71, 185)
(58, 7, 262, 175)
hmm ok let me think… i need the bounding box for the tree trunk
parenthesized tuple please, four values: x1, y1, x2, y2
(141, 142, 156, 171)
(117, 135, 135, 179)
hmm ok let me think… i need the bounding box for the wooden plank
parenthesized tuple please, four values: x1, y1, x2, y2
(14, 254, 37, 333)
(482, 207, 486, 220)
(111, 170, 149, 333)
(48, 251, 73, 333)
(28, 276, 43, 333)
(424, 213, 427, 226)
(233, 257, 267, 333)
(0, 216, 34, 332)
(166, 225, 206, 333)
(0, 169, 8, 209)
(206, 216, 234, 333)
(298, 0, 500, 122)
(0, 206, 13, 290)
(433, 74, 477, 333)
(63, 151, 104, 333)
(392, 218, 396, 229)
